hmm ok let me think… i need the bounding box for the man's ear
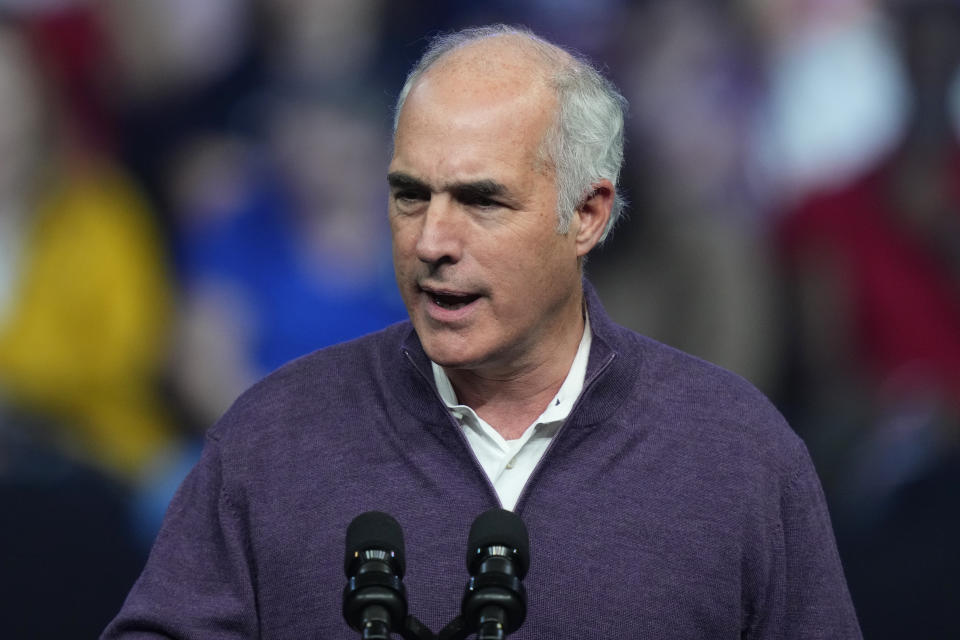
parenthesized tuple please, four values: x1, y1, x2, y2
(573, 179, 614, 258)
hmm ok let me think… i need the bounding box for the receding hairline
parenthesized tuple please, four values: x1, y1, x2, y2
(421, 30, 575, 82)
(394, 30, 578, 178)
(395, 28, 579, 133)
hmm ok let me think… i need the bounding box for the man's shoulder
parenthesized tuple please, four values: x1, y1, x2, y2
(206, 321, 413, 442)
(607, 325, 806, 472)
(253, 320, 410, 389)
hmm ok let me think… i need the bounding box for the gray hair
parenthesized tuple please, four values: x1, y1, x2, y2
(393, 25, 627, 242)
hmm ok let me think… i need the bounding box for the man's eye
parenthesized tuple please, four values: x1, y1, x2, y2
(462, 195, 499, 209)
(395, 190, 428, 202)
(393, 191, 430, 213)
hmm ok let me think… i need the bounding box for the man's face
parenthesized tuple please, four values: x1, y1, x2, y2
(388, 56, 586, 376)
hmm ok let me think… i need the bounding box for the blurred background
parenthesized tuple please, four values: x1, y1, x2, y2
(0, 0, 957, 636)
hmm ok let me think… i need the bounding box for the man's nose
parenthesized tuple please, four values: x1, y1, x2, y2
(415, 195, 463, 265)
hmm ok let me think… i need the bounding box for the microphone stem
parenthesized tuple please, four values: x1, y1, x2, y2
(362, 604, 392, 640)
(362, 621, 390, 640)
(476, 606, 506, 640)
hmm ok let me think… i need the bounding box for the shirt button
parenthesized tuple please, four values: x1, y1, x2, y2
(506, 458, 516, 469)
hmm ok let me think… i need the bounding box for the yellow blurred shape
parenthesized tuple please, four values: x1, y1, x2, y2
(0, 161, 175, 481)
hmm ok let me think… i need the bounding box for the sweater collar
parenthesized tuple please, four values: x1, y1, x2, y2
(390, 279, 637, 430)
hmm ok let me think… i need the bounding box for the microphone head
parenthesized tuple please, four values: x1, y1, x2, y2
(344, 511, 406, 578)
(466, 508, 530, 579)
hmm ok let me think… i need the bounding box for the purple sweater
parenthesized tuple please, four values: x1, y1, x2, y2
(103, 287, 861, 638)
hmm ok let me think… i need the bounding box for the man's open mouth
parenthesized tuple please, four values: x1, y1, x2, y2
(424, 289, 480, 310)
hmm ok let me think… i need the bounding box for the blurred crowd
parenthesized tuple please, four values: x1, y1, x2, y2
(0, 0, 957, 637)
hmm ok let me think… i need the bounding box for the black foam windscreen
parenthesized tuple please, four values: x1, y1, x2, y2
(344, 511, 406, 577)
(466, 508, 530, 579)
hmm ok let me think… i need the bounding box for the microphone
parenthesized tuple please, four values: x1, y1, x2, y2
(461, 508, 529, 640)
(343, 511, 408, 640)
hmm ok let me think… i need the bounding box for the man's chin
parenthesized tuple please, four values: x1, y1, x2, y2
(423, 346, 475, 369)
(418, 333, 482, 369)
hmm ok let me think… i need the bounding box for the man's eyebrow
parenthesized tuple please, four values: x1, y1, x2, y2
(388, 173, 512, 202)
(387, 172, 429, 191)
(448, 179, 509, 202)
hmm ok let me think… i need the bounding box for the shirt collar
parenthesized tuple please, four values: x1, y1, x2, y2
(431, 314, 593, 426)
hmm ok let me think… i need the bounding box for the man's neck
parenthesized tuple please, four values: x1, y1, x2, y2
(443, 314, 586, 440)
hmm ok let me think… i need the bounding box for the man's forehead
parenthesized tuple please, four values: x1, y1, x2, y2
(391, 37, 559, 185)
(390, 102, 554, 187)
(399, 79, 553, 135)
(429, 33, 561, 78)
(409, 37, 557, 109)
(396, 63, 556, 154)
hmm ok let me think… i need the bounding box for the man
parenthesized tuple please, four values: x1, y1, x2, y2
(104, 26, 861, 638)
